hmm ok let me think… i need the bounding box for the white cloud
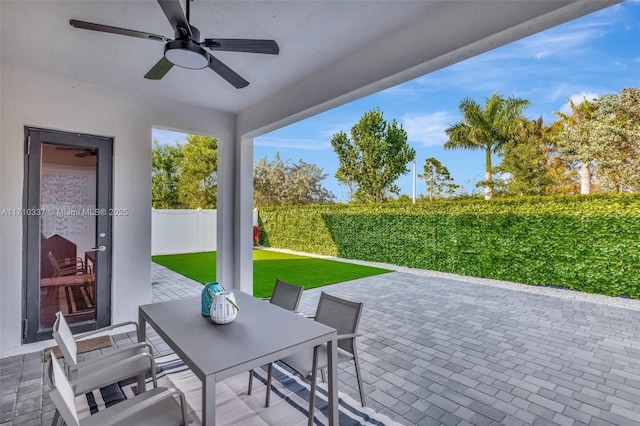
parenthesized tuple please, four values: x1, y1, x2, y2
(545, 84, 569, 103)
(517, 18, 610, 60)
(152, 129, 188, 145)
(318, 122, 354, 139)
(254, 136, 330, 150)
(402, 111, 454, 147)
(558, 92, 599, 115)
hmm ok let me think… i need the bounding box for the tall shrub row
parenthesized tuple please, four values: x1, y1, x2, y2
(258, 194, 640, 298)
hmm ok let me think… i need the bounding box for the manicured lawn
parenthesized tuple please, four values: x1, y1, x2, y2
(152, 249, 391, 298)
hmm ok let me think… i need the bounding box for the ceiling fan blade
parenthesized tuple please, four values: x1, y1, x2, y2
(69, 20, 168, 42)
(144, 57, 174, 80)
(55, 146, 86, 152)
(157, 0, 191, 38)
(203, 39, 279, 55)
(208, 55, 249, 89)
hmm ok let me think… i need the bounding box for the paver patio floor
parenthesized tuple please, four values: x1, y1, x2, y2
(2, 262, 640, 425)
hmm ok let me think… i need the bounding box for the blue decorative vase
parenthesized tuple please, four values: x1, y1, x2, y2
(201, 282, 225, 316)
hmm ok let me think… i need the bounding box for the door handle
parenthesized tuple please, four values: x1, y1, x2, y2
(87, 245, 106, 252)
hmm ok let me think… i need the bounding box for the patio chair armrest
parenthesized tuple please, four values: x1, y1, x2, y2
(69, 343, 154, 376)
(69, 352, 155, 372)
(73, 320, 139, 341)
(70, 351, 153, 374)
(138, 341, 155, 354)
(336, 333, 360, 341)
(99, 387, 188, 426)
(105, 340, 154, 355)
(69, 352, 155, 394)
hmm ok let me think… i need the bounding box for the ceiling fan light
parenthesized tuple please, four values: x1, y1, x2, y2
(164, 40, 209, 70)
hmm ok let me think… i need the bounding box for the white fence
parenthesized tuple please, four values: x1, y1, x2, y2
(151, 209, 258, 255)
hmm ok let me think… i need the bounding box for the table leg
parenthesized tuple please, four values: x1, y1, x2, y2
(308, 346, 319, 426)
(203, 374, 216, 426)
(327, 336, 338, 426)
(136, 311, 147, 394)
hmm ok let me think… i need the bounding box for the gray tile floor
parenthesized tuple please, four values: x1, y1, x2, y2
(2, 261, 640, 425)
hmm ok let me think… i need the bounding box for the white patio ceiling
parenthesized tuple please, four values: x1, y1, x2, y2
(1, 0, 619, 135)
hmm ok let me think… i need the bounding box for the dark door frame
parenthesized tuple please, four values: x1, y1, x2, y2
(22, 127, 113, 343)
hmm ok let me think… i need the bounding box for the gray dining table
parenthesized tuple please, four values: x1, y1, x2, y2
(138, 291, 338, 426)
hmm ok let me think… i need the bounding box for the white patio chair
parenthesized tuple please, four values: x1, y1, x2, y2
(52, 311, 157, 395)
(45, 351, 188, 426)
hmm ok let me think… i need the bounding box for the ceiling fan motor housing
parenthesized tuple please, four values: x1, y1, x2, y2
(164, 40, 209, 69)
(165, 25, 209, 69)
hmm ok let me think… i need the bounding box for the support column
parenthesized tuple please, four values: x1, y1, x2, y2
(234, 135, 254, 295)
(216, 132, 253, 294)
(216, 131, 234, 289)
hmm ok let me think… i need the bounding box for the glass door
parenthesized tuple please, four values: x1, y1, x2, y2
(23, 128, 113, 343)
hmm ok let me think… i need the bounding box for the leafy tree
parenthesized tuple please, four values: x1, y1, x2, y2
(554, 97, 599, 194)
(151, 139, 184, 208)
(496, 117, 577, 196)
(418, 157, 458, 200)
(555, 89, 640, 194)
(589, 88, 640, 192)
(331, 108, 416, 203)
(444, 92, 529, 200)
(177, 135, 218, 209)
(253, 154, 335, 206)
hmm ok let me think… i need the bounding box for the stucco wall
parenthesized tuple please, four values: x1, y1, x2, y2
(0, 64, 235, 356)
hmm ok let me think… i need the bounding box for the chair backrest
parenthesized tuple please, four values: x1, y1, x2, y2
(314, 292, 363, 355)
(52, 311, 78, 366)
(48, 251, 62, 277)
(270, 279, 303, 312)
(46, 352, 80, 426)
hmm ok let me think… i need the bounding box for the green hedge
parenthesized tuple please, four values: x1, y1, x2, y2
(258, 194, 640, 298)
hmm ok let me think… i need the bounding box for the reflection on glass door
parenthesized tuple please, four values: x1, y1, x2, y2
(23, 128, 112, 343)
(39, 144, 98, 328)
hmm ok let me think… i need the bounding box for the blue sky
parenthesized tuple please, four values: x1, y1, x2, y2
(155, 1, 639, 203)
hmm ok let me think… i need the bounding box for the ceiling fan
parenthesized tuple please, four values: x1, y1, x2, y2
(69, 0, 279, 88)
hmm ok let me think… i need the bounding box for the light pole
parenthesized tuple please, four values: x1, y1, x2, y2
(412, 160, 416, 204)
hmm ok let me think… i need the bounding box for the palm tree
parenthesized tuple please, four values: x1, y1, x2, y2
(444, 92, 529, 199)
